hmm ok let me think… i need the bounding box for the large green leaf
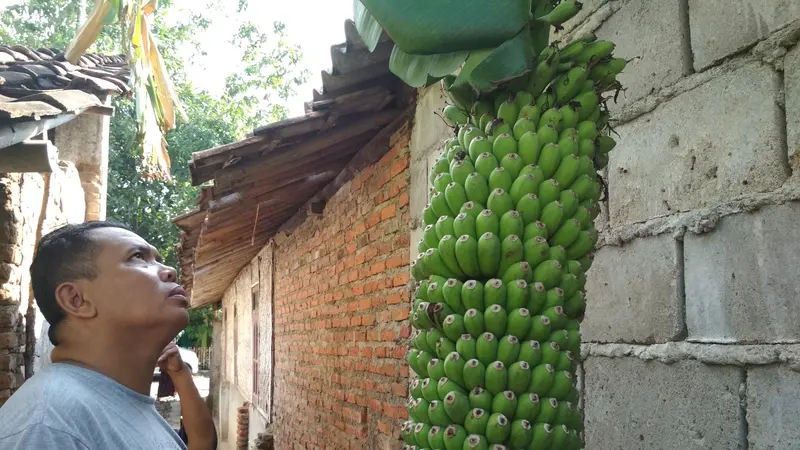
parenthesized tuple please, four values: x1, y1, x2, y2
(389, 45, 469, 88)
(360, 0, 530, 55)
(468, 28, 535, 92)
(353, 0, 383, 52)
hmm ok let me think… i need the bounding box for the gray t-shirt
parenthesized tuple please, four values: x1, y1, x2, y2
(0, 362, 187, 449)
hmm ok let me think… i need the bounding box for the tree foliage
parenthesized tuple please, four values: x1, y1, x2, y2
(2, 0, 310, 347)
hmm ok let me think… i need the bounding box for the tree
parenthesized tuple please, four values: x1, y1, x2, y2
(2, 0, 310, 348)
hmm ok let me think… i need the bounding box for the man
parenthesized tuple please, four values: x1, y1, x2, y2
(0, 221, 216, 449)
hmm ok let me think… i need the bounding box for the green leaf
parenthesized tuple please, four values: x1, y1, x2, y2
(353, 0, 383, 52)
(468, 27, 535, 92)
(388, 45, 469, 88)
(361, 0, 530, 55)
(103, 0, 121, 25)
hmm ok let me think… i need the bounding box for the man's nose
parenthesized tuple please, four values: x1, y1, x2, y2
(160, 264, 178, 283)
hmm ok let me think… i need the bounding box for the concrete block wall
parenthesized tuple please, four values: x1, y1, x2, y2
(555, 2, 800, 448)
(408, 4, 800, 447)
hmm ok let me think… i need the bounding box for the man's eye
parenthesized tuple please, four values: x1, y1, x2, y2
(131, 252, 144, 260)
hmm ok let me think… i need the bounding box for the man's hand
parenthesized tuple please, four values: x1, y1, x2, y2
(157, 341, 188, 375)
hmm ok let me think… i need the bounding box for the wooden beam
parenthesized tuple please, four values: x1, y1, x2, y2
(0, 139, 58, 173)
(279, 103, 415, 235)
(212, 109, 400, 193)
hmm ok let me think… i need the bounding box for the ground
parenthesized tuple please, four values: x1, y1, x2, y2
(150, 369, 211, 429)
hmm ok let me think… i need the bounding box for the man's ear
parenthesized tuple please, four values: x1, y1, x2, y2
(54, 282, 97, 319)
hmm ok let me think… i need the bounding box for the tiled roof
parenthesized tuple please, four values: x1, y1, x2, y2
(172, 19, 417, 308)
(0, 44, 129, 122)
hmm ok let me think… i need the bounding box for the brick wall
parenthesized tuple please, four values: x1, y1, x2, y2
(0, 163, 86, 406)
(269, 126, 412, 450)
(408, 4, 800, 448)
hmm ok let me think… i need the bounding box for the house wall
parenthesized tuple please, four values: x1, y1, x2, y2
(408, 4, 800, 449)
(214, 124, 412, 450)
(0, 163, 86, 405)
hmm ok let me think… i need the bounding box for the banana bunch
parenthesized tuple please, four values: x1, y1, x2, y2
(404, 31, 625, 450)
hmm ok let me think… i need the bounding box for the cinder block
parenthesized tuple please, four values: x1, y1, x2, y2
(584, 357, 741, 449)
(608, 62, 786, 225)
(583, 235, 683, 344)
(595, 0, 687, 111)
(689, 0, 800, 71)
(787, 44, 800, 170)
(684, 203, 800, 343)
(410, 84, 452, 160)
(747, 365, 800, 450)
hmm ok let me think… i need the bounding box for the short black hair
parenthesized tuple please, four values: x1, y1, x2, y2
(30, 221, 132, 345)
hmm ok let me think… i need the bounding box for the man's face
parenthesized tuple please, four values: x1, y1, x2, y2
(78, 227, 189, 336)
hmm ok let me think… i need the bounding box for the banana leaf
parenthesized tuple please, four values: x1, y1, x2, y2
(353, 0, 382, 52)
(359, 0, 530, 55)
(388, 46, 469, 88)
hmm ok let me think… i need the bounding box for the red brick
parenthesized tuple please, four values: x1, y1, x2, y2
(398, 192, 409, 207)
(380, 204, 396, 221)
(390, 158, 409, 178)
(361, 314, 375, 326)
(378, 420, 392, 436)
(391, 383, 408, 397)
(359, 298, 371, 311)
(385, 254, 403, 270)
(369, 398, 382, 412)
(0, 332, 17, 349)
(386, 292, 402, 305)
(370, 261, 386, 275)
(391, 307, 409, 322)
(381, 330, 395, 341)
(377, 310, 390, 323)
(399, 324, 411, 338)
(361, 348, 372, 358)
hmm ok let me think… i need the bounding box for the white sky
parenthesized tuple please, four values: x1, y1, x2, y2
(0, 0, 355, 118)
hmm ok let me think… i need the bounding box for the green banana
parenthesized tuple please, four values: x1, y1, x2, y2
(434, 172, 453, 194)
(515, 393, 541, 423)
(559, 273, 580, 299)
(492, 133, 518, 161)
(553, 154, 581, 188)
(469, 136, 493, 162)
(487, 189, 515, 218)
(444, 351, 467, 386)
(401, 421, 417, 446)
(538, 108, 563, 131)
(463, 360, 487, 391)
(497, 98, 519, 126)
(499, 154, 524, 181)
(477, 232, 502, 278)
(443, 313, 466, 341)
(445, 182, 468, 215)
(507, 360, 533, 396)
(476, 332, 499, 366)
(529, 423, 553, 449)
(565, 228, 598, 260)
(538, 397, 559, 424)
(463, 125, 487, 151)
(428, 425, 445, 449)
(428, 358, 446, 381)
(498, 235, 524, 276)
(519, 102, 541, 124)
(526, 52, 561, 97)
(499, 211, 524, 241)
(431, 191, 455, 218)
(543, 305, 569, 330)
(509, 174, 539, 206)
(491, 391, 518, 422)
(453, 213, 477, 240)
(527, 315, 552, 342)
(538, 178, 561, 207)
(576, 40, 616, 64)
(558, 39, 586, 61)
(518, 340, 543, 368)
(539, 201, 564, 237)
(506, 280, 529, 311)
(485, 304, 509, 337)
(469, 386, 494, 411)
(421, 377, 440, 402)
(544, 287, 565, 310)
(509, 420, 533, 449)
(484, 279, 507, 309)
(488, 167, 513, 193)
(517, 131, 542, 166)
(457, 334, 478, 362)
(436, 215, 456, 241)
(423, 204, 439, 227)
(513, 117, 537, 141)
(437, 336, 458, 360)
(550, 424, 570, 448)
(438, 376, 468, 400)
(564, 291, 586, 318)
(537, 0, 583, 26)
(450, 158, 476, 187)
(464, 172, 491, 208)
(550, 218, 582, 249)
(528, 364, 555, 396)
(462, 280, 485, 311)
(424, 247, 458, 279)
(463, 432, 489, 450)
(497, 334, 521, 368)
(414, 422, 432, 447)
(537, 143, 561, 179)
(485, 413, 511, 445)
(439, 235, 467, 279)
(560, 189, 581, 218)
(475, 152, 499, 180)
(444, 105, 470, 127)
(423, 224, 440, 250)
(460, 201, 483, 220)
(443, 391, 471, 424)
(507, 307, 533, 340)
(484, 361, 508, 395)
(428, 400, 451, 427)
(523, 236, 550, 271)
(523, 221, 548, 242)
(502, 261, 533, 284)
(558, 134, 579, 158)
(537, 124, 559, 146)
(476, 209, 500, 240)
(596, 135, 617, 154)
(455, 235, 482, 278)
(486, 119, 512, 142)
(559, 104, 579, 130)
(410, 398, 431, 424)
(464, 309, 486, 339)
(555, 67, 588, 105)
